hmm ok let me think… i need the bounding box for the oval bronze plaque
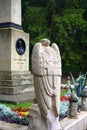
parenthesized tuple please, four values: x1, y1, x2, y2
(16, 38, 26, 55)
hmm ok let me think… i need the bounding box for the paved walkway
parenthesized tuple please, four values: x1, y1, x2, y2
(0, 121, 28, 130)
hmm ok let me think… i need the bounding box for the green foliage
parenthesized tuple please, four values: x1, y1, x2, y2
(64, 0, 79, 9)
(23, 7, 48, 45)
(22, 0, 87, 72)
(0, 101, 32, 109)
(63, 64, 81, 74)
(61, 90, 68, 97)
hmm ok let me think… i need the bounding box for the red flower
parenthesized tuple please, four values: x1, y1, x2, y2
(12, 107, 30, 117)
(60, 96, 70, 101)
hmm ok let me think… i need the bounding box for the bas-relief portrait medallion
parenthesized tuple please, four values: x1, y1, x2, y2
(16, 38, 26, 55)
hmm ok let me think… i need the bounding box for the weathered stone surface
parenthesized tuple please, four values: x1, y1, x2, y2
(31, 39, 62, 130)
(0, 71, 33, 94)
(0, 71, 31, 80)
(28, 104, 62, 130)
(0, 91, 35, 103)
(60, 111, 87, 130)
(81, 89, 87, 111)
(0, 0, 34, 103)
(69, 91, 78, 119)
(0, 0, 21, 25)
(0, 85, 34, 94)
(0, 77, 33, 86)
(0, 71, 34, 101)
(0, 29, 29, 71)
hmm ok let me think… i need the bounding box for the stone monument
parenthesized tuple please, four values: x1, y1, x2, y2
(81, 89, 87, 111)
(0, 0, 34, 103)
(28, 39, 62, 130)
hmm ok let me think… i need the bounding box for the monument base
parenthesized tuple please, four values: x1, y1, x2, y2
(0, 92, 35, 104)
(27, 104, 62, 130)
(0, 71, 35, 103)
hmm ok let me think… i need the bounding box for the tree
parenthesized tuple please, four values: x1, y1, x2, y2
(22, 0, 87, 72)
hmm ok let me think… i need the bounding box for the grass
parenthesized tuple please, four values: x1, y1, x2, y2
(0, 101, 32, 109)
(0, 90, 68, 109)
(60, 90, 68, 97)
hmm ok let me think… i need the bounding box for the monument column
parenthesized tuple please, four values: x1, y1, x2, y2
(0, 0, 34, 103)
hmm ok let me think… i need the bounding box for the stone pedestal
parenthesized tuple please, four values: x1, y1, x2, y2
(0, 71, 33, 94)
(0, 29, 29, 71)
(0, 0, 34, 103)
(27, 104, 62, 130)
(68, 91, 78, 119)
(0, 28, 34, 102)
(28, 104, 47, 130)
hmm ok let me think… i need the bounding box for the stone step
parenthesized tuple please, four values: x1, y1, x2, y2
(0, 71, 34, 101)
(0, 84, 34, 94)
(0, 91, 35, 103)
(0, 78, 33, 86)
(0, 75, 32, 80)
(0, 71, 31, 75)
(0, 71, 32, 80)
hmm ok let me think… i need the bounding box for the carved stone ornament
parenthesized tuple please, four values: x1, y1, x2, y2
(69, 91, 78, 119)
(29, 38, 62, 130)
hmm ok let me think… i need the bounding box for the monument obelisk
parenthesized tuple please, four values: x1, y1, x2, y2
(0, 0, 34, 103)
